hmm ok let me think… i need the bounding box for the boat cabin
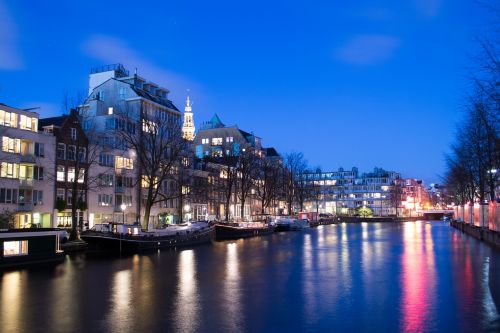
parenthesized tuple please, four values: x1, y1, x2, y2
(0, 229, 64, 268)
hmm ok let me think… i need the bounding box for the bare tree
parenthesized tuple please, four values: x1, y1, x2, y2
(236, 146, 260, 221)
(117, 104, 186, 229)
(255, 157, 282, 214)
(284, 152, 308, 215)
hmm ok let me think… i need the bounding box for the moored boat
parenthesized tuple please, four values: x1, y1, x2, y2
(0, 229, 65, 268)
(81, 221, 214, 254)
(215, 222, 274, 240)
(275, 218, 310, 231)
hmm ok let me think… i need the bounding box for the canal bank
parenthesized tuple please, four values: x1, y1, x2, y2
(450, 220, 500, 249)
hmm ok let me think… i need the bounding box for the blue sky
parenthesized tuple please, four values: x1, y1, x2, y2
(0, 0, 494, 183)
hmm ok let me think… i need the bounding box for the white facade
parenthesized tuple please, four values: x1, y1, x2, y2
(0, 104, 56, 228)
(79, 65, 182, 227)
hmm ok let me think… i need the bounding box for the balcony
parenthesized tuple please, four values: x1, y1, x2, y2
(17, 202, 33, 212)
(19, 178, 34, 188)
(115, 186, 125, 193)
(20, 153, 36, 164)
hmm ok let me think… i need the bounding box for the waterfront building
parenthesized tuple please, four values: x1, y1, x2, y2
(194, 115, 282, 220)
(401, 178, 430, 216)
(194, 114, 263, 158)
(78, 64, 183, 227)
(0, 103, 56, 228)
(301, 167, 401, 216)
(39, 110, 89, 228)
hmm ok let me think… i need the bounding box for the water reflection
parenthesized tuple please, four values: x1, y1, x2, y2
(0, 271, 22, 332)
(1, 223, 499, 333)
(401, 222, 437, 332)
(174, 249, 199, 333)
(108, 269, 132, 333)
(223, 243, 243, 331)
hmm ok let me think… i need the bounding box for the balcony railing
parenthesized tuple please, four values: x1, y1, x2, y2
(19, 178, 34, 188)
(20, 154, 36, 164)
(17, 202, 33, 212)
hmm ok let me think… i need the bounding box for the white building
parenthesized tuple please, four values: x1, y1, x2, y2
(302, 167, 401, 216)
(78, 64, 182, 227)
(0, 103, 56, 228)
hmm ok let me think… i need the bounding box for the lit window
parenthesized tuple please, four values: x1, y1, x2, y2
(19, 115, 37, 131)
(226, 137, 233, 143)
(1, 162, 18, 178)
(3, 240, 28, 256)
(57, 166, 65, 181)
(0, 110, 18, 128)
(142, 119, 157, 133)
(2, 137, 21, 153)
(78, 169, 85, 184)
(108, 107, 113, 115)
(141, 176, 158, 188)
(115, 156, 133, 170)
(67, 167, 76, 182)
(211, 137, 223, 145)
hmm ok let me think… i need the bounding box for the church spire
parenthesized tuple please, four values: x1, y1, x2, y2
(182, 93, 195, 141)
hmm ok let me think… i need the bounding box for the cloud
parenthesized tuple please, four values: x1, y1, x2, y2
(336, 34, 400, 65)
(414, 0, 442, 18)
(0, 0, 23, 70)
(81, 35, 201, 102)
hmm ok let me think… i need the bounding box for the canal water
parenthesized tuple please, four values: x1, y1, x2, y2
(1, 222, 499, 333)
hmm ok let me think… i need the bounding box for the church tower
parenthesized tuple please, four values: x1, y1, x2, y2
(182, 95, 195, 141)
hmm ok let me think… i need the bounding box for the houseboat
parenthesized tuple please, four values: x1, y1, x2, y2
(81, 221, 214, 254)
(215, 222, 274, 240)
(0, 229, 65, 268)
(275, 218, 310, 231)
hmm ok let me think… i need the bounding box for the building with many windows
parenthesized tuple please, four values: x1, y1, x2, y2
(194, 114, 263, 159)
(0, 103, 56, 228)
(39, 110, 89, 228)
(78, 64, 183, 227)
(194, 115, 282, 221)
(301, 167, 401, 216)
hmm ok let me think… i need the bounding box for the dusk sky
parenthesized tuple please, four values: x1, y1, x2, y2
(0, 0, 495, 183)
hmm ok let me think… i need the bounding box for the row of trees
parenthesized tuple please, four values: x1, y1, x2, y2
(445, 31, 499, 205)
(207, 147, 313, 222)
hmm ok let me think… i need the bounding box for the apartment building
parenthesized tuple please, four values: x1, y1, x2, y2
(39, 110, 89, 228)
(194, 115, 282, 221)
(302, 167, 401, 216)
(78, 64, 183, 227)
(0, 103, 56, 228)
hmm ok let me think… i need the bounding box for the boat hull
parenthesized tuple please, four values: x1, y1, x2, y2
(81, 226, 214, 254)
(215, 224, 274, 240)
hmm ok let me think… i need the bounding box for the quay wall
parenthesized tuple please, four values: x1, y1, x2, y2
(450, 220, 500, 249)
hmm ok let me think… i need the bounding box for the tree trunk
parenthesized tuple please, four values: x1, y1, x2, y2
(143, 204, 151, 230)
(241, 199, 245, 222)
(70, 181, 79, 240)
(225, 196, 230, 222)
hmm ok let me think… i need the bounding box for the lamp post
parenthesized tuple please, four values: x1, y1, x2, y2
(120, 203, 126, 224)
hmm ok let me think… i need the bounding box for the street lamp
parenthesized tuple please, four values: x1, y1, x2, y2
(120, 203, 126, 224)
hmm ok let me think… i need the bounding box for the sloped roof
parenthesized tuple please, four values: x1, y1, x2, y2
(131, 87, 179, 111)
(209, 114, 225, 128)
(265, 147, 279, 157)
(39, 115, 67, 128)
